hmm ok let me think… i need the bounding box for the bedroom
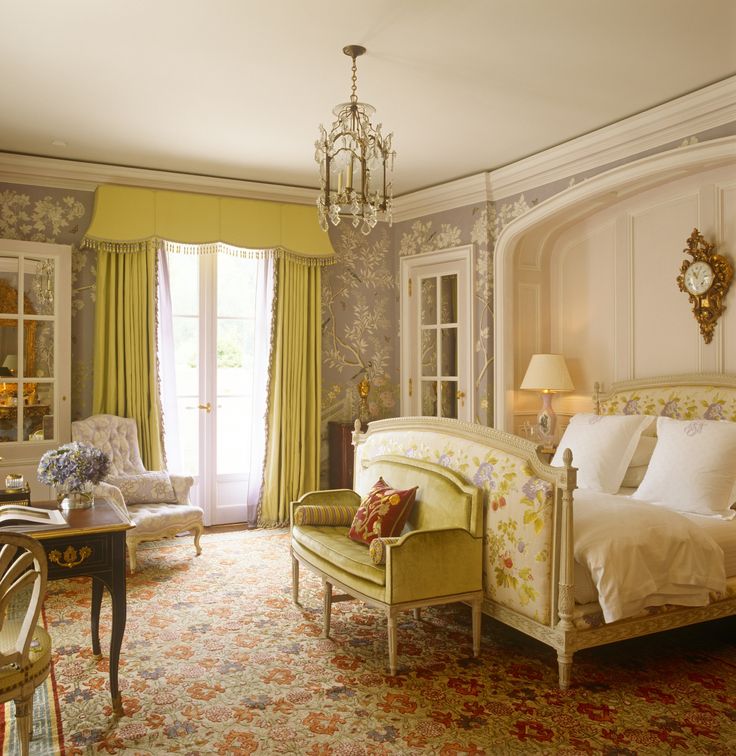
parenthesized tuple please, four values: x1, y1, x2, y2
(1, 0, 736, 752)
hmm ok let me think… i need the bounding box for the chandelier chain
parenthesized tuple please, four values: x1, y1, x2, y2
(350, 54, 358, 103)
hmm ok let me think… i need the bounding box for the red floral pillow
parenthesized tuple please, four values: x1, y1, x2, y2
(348, 477, 418, 545)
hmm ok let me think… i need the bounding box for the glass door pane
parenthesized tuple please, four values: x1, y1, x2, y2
(216, 254, 257, 475)
(418, 273, 461, 419)
(170, 254, 200, 475)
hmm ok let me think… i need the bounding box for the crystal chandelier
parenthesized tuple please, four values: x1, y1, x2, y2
(315, 45, 395, 235)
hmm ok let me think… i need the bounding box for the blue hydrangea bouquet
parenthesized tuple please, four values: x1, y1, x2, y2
(37, 441, 110, 508)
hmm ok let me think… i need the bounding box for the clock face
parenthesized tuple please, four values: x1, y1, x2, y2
(684, 260, 714, 296)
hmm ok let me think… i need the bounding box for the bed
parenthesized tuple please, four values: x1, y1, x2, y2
(351, 373, 736, 688)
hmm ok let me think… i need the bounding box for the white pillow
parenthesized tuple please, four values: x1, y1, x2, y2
(551, 413, 654, 493)
(632, 417, 736, 519)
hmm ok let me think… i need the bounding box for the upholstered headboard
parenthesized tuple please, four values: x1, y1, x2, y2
(593, 373, 736, 421)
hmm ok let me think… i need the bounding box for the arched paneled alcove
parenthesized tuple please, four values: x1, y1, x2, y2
(494, 137, 736, 435)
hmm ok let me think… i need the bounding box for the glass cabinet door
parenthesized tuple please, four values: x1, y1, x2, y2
(0, 240, 70, 458)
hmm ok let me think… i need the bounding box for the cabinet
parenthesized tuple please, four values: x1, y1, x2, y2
(328, 422, 355, 489)
(0, 239, 71, 499)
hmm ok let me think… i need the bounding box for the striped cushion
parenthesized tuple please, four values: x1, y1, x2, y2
(368, 537, 401, 565)
(294, 504, 356, 527)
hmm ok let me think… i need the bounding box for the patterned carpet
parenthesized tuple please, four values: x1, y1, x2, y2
(5, 528, 736, 754)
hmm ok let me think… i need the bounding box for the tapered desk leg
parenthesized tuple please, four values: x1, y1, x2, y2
(91, 578, 103, 657)
(108, 532, 127, 717)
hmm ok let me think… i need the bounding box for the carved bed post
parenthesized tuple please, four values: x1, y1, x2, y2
(556, 447, 577, 689)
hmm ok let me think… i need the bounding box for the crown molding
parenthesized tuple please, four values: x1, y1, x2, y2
(391, 174, 491, 222)
(393, 75, 736, 221)
(0, 152, 318, 205)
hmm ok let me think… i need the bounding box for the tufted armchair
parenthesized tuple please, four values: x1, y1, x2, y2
(72, 414, 204, 572)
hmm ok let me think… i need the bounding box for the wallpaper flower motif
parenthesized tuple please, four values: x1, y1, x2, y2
(0, 189, 85, 241)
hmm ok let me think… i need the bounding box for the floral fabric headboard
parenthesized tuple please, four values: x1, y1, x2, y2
(595, 374, 736, 422)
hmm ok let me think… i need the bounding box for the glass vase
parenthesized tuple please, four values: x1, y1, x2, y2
(57, 482, 95, 510)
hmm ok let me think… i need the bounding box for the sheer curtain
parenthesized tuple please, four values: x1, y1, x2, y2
(157, 249, 275, 524)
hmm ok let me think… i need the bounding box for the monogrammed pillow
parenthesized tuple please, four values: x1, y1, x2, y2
(632, 417, 736, 519)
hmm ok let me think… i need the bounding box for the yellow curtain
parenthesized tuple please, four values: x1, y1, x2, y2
(92, 243, 163, 470)
(259, 257, 322, 527)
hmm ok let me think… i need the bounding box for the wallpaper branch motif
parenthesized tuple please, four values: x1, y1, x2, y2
(322, 225, 398, 422)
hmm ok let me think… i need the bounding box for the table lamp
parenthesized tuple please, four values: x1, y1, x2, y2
(520, 354, 574, 443)
(2, 355, 17, 376)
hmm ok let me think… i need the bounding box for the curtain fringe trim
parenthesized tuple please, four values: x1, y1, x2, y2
(81, 236, 335, 267)
(256, 519, 290, 529)
(255, 259, 280, 527)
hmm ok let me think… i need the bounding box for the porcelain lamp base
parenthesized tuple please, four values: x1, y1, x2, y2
(536, 392, 557, 444)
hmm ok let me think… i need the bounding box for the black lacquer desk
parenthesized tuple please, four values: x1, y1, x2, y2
(32, 498, 133, 717)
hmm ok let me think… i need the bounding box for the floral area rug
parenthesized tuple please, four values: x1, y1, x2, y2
(12, 529, 736, 754)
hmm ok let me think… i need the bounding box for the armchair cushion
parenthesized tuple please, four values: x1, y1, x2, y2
(348, 477, 418, 545)
(107, 471, 178, 505)
(294, 504, 356, 527)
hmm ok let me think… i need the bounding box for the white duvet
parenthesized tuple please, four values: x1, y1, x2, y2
(573, 489, 726, 623)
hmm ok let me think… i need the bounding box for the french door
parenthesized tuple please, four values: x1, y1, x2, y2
(400, 245, 474, 422)
(167, 252, 268, 526)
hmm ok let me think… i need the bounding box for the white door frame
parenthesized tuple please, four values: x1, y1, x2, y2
(400, 244, 474, 421)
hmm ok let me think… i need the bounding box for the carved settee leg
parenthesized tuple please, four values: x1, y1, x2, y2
(387, 610, 398, 675)
(412, 608, 421, 621)
(322, 580, 332, 638)
(291, 555, 300, 605)
(557, 651, 573, 689)
(472, 598, 482, 657)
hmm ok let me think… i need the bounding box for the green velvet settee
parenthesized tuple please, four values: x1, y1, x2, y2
(290, 453, 483, 675)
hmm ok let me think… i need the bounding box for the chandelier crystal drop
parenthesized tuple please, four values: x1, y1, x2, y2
(315, 45, 395, 235)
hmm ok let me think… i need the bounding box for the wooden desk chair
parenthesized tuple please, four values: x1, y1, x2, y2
(0, 533, 52, 756)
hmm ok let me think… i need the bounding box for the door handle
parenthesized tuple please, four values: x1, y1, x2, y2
(456, 390, 466, 407)
(198, 402, 212, 413)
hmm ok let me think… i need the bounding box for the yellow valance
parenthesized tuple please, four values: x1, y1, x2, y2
(82, 185, 335, 264)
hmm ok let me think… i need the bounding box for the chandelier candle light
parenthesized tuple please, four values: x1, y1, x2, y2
(315, 45, 395, 235)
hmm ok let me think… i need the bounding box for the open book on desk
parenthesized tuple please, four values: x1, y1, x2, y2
(0, 504, 68, 532)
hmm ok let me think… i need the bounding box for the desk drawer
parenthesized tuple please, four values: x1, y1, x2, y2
(43, 533, 109, 577)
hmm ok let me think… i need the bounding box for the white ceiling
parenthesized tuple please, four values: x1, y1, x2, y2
(1, 0, 734, 196)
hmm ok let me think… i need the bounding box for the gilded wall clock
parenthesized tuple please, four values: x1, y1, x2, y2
(676, 228, 733, 344)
